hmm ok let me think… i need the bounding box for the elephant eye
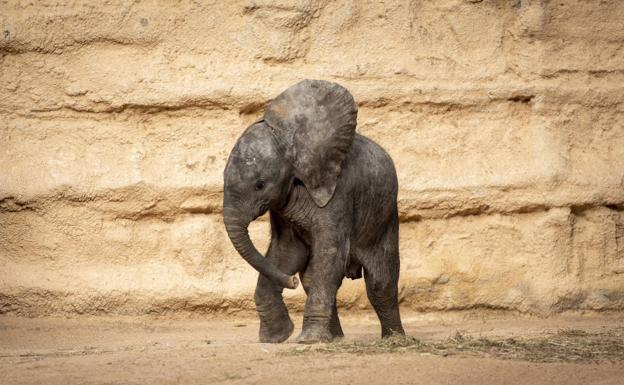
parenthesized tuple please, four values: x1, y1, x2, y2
(254, 180, 265, 191)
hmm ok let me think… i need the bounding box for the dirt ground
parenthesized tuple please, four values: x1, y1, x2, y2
(1, 311, 623, 385)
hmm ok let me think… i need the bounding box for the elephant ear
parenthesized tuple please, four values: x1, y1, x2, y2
(264, 79, 358, 207)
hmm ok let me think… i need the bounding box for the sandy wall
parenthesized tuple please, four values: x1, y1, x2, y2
(1, 0, 623, 316)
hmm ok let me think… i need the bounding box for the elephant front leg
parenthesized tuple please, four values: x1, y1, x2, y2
(329, 304, 344, 338)
(297, 244, 346, 344)
(255, 212, 308, 343)
(255, 274, 294, 343)
(300, 270, 344, 340)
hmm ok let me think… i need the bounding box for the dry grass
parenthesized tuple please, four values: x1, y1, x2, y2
(285, 327, 624, 363)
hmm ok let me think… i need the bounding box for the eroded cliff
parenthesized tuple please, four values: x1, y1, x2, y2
(1, 0, 623, 315)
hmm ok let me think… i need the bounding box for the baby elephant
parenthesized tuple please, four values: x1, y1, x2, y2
(223, 79, 404, 343)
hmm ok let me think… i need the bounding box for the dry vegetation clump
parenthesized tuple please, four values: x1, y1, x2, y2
(285, 327, 624, 363)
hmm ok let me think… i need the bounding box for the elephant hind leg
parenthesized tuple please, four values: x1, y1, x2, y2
(364, 268, 404, 337)
(362, 215, 404, 338)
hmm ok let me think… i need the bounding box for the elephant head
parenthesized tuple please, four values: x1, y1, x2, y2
(223, 79, 358, 289)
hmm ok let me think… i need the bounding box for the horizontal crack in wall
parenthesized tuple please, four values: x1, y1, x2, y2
(1, 189, 622, 222)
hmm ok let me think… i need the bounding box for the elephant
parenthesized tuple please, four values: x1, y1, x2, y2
(223, 79, 404, 343)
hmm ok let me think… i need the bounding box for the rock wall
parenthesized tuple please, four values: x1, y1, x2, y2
(1, 0, 623, 316)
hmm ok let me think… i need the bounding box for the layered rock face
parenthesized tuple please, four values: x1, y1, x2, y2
(1, 0, 623, 316)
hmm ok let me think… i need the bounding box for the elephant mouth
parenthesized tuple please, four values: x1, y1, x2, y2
(253, 201, 270, 221)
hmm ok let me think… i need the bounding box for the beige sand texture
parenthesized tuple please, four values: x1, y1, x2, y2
(1, 313, 623, 385)
(1, 0, 624, 316)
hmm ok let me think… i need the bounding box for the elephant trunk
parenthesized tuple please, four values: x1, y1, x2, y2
(223, 205, 298, 290)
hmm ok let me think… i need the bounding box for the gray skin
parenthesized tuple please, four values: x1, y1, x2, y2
(223, 80, 404, 343)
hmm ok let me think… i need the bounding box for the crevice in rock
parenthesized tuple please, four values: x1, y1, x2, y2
(29, 99, 233, 115)
(2, 187, 622, 224)
(0, 37, 158, 56)
(0, 197, 35, 212)
(239, 101, 268, 116)
(400, 203, 624, 223)
(570, 204, 596, 216)
(507, 94, 535, 103)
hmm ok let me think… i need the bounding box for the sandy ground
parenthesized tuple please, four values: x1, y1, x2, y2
(1, 311, 623, 385)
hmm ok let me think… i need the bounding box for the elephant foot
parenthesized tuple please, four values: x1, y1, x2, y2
(381, 325, 405, 338)
(331, 330, 344, 340)
(329, 322, 344, 339)
(296, 327, 334, 344)
(259, 317, 294, 343)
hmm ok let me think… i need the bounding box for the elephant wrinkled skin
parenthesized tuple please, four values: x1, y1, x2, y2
(223, 80, 404, 343)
